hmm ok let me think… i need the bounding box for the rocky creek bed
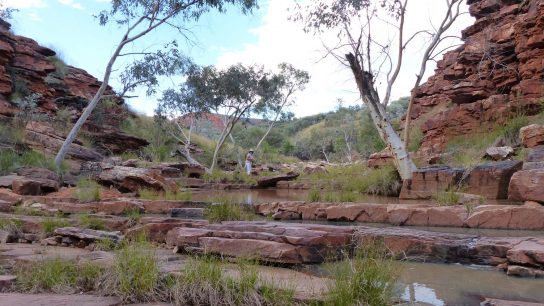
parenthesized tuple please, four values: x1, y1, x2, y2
(2, 188, 544, 305)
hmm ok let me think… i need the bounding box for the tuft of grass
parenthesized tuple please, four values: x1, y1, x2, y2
(325, 238, 399, 306)
(204, 197, 255, 223)
(101, 238, 161, 303)
(41, 218, 71, 235)
(203, 170, 257, 185)
(78, 214, 106, 230)
(0, 149, 65, 176)
(301, 164, 401, 196)
(13, 206, 45, 216)
(94, 237, 118, 251)
(138, 189, 192, 201)
(15, 258, 103, 293)
(124, 207, 143, 226)
(0, 218, 24, 235)
(307, 188, 321, 202)
(173, 256, 293, 306)
(432, 189, 461, 206)
(73, 177, 101, 203)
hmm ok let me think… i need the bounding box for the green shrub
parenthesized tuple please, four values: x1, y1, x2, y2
(15, 259, 103, 293)
(47, 55, 68, 78)
(0, 218, 23, 235)
(124, 207, 143, 225)
(42, 218, 71, 235)
(204, 198, 255, 223)
(138, 189, 192, 201)
(73, 177, 101, 203)
(78, 214, 106, 230)
(0, 150, 64, 176)
(325, 238, 399, 306)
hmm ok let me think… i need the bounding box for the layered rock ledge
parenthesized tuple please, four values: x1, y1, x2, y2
(255, 201, 544, 230)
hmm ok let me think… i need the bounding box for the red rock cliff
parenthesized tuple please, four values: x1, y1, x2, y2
(412, 0, 544, 158)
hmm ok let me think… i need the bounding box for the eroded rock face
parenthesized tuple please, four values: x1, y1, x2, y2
(520, 124, 544, 148)
(399, 166, 464, 199)
(465, 160, 522, 199)
(509, 169, 544, 202)
(257, 172, 299, 188)
(96, 166, 176, 192)
(367, 151, 394, 168)
(167, 222, 354, 264)
(410, 1, 544, 159)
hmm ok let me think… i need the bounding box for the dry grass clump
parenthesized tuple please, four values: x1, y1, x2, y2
(73, 177, 101, 203)
(204, 197, 256, 223)
(138, 188, 192, 201)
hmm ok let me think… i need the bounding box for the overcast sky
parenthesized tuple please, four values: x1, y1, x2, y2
(3, 0, 474, 118)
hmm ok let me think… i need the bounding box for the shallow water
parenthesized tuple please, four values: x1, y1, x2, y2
(398, 262, 544, 305)
(304, 262, 544, 306)
(189, 188, 519, 205)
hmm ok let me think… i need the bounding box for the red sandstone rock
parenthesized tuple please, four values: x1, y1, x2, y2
(465, 160, 522, 199)
(484, 146, 514, 160)
(508, 169, 544, 202)
(520, 124, 544, 148)
(97, 166, 175, 192)
(11, 177, 59, 195)
(399, 166, 464, 199)
(367, 150, 394, 168)
(527, 145, 544, 162)
(257, 172, 299, 188)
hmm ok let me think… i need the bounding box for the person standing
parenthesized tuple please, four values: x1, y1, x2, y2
(245, 149, 254, 175)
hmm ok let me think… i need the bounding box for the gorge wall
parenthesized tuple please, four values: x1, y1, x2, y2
(412, 0, 544, 158)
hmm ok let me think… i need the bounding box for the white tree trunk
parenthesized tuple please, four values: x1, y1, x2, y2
(346, 53, 416, 180)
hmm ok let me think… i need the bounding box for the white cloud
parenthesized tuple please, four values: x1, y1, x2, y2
(58, 0, 84, 10)
(215, 0, 474, 117)
(27, 12, 42, 21)
(1, 0, 46, 9)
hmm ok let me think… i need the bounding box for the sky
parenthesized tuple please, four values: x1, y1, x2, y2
(3, 0, 474, 118)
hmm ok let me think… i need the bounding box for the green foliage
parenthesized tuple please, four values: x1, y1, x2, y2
(303, 164, 401, 196)
(203, 170, 257, 185)
(102, 238, 161, 302)
(15, 259, 103, 293)
(73, 177, 101, 203)
(307, 188, 321, 202)
(173, 256, 295, 306)
(0, 218, 24, 234)
(94, 237, 118, 251)
(432, 189, 460, 206)
(13, 206, 46, 216)
(204, 198, 255, 223)
(42, 218, 71, 235)
(0, 121, 24, 144)
(325, 239, 399, 306)
(0, 150, 65, 176)
(78, 214, 106, 230)
(407, 126, 423, 152)
(124, 207, 143, 225)
(47, 55, 68, 78)
(138, 189, 192, 201)
(121, 115, 176, 162)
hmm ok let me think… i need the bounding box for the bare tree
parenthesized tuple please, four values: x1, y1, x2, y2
(403, 0, 464, 149)
(54, 0, 259, 167)
(296, 0, 464, 179)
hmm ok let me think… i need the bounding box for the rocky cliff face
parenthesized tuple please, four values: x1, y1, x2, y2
(0, 19, 122, 119)
(412, 0, 544, 158)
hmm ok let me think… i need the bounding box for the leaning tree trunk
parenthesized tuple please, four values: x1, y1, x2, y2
(346, 53, 416, 180)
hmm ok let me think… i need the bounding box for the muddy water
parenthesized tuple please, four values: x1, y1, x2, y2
(189, 189, 519, 205)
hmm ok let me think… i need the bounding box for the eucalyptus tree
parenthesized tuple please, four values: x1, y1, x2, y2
(295, 0, 463, 180)
(54, 0, 259, 167)
(253, 63, 309, 152)
(159, 63, 282, 172)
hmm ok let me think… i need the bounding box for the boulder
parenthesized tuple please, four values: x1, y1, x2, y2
(509, 169, 544, 202)
(527, 145, 544, 162)
(11, 177, 59, 195)
(303, 164, 327, 175)
(96, 166, 175, 192)
(257, 172, 299, 188)
(481, 298, 544, 306)
(484, 146, 514, 160)
(399, 166, 464, 199)
(465, 160, 522, 199)
(520, 124, 544, 148)
(0, 275, 16, 291)
(86, 128, 149, 155)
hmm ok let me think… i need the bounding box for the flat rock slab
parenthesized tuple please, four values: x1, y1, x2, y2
(0, 293, 121, 306)
(481, 298, 544, 306)
(256, 201, 544, 230)
(53, 227, 122, 243)
(166, 221, 544, 275)
(257, 172, 299, 188)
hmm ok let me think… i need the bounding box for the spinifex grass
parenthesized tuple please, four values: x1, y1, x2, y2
(204, 197, 255, 223)
(325, 238, 400, 306)
(73, 177, 101, 203)
(138, 188, 192, 201)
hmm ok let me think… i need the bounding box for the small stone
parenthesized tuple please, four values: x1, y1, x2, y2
(485, 146, 514, 161)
